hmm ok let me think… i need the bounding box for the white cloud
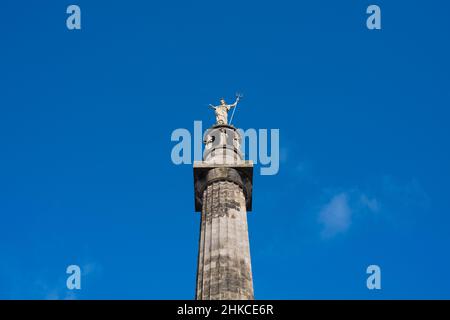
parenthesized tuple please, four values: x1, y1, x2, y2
(319, 193, 352, 239)
(359, 194, 379, 213)
(318, 191, 379, 239)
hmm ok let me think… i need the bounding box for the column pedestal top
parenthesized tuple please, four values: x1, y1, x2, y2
(193, 161, 253, 212)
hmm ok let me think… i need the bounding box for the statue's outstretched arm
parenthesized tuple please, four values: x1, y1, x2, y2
(208, 104, 216, 110)
(229, 98, 239, 108)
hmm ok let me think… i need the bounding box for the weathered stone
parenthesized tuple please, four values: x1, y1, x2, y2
(193, 125, 254, 300)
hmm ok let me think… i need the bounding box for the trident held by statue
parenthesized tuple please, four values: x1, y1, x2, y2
(229, 92, 243, 126)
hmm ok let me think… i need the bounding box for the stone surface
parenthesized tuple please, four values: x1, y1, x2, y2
(195, 180, 254, 300)
(193, 124, 255, 300)
(193, 162, 253, 212)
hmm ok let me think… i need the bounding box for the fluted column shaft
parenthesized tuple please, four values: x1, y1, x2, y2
(196, 180, 254, 300)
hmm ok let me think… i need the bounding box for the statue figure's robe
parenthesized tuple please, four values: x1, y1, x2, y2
(214, 105, 231, 125)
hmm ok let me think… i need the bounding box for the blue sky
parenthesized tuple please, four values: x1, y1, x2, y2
(1, 0, 450, 299)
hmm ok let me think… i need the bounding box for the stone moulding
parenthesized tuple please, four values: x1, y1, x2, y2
(193, 161, 253, 212)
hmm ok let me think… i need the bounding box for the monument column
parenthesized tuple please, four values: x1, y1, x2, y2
(193, 109, 254, 300)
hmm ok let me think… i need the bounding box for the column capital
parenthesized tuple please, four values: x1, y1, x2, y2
(193, 161, 253, 212)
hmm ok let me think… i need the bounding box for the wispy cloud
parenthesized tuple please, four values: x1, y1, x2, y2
(359, 194, 380, 213)
(319, 193, 352, 238)
(318, 191, 379, 239)
(317, 175, 429, 239)
(381, 175, 430, 211)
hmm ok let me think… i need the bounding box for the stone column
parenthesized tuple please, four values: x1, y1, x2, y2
(193, 125, 254, 300)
